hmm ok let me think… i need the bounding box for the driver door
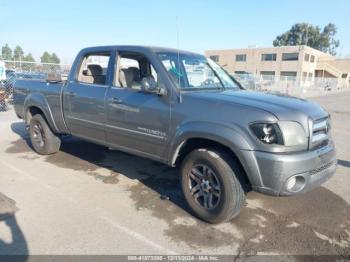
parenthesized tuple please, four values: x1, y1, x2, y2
(105, 51, 171, 160)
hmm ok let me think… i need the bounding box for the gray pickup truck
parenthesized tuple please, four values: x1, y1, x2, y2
(13, 46, 337, 223)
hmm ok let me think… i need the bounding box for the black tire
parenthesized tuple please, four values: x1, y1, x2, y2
(29, 114, 61, 155)
(180, 148, 246, 224)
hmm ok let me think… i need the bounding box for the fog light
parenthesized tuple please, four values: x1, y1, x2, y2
(285, 176, 306, 192)
(286, 176, 297, 190)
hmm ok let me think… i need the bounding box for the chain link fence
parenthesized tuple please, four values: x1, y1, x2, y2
(233, 73, 350, 98)
(0, 60, 70, 111)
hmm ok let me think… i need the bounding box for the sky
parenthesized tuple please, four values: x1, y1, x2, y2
(1, 0, 350, 63)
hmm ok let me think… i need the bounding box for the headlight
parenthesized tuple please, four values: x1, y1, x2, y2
(250, 123, 283, 145)
(250, 121, 307, 147)
(278, 121, 307, 146)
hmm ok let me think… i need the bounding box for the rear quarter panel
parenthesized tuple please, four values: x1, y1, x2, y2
(14, 79, 68, 133)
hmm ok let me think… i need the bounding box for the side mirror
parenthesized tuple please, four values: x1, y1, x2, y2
(141, 76, 157, 92)
(141, 76, 167, 96)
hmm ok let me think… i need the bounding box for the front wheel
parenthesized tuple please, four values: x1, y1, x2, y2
(180, 148, 246, 224)
(29, 114, 61, 155)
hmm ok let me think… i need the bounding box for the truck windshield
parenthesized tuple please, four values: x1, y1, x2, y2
(157, 52, 240, 90)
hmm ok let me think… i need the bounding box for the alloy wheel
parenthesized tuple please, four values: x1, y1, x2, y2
(32, 122, 45, 148)
(188, 164, 221, 210)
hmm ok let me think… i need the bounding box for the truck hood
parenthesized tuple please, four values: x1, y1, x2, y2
(185, 90, 328, 121)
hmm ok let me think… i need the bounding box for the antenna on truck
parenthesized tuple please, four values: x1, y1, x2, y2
(176, 15, 182, 103)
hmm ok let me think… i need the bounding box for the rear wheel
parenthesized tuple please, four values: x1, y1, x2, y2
(29, 114, 61, 155)
(180, 148, 245, 224)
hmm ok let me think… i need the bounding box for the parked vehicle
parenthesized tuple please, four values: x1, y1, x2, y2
(0, 61, 6, 81)
(13, 46, 337, 223)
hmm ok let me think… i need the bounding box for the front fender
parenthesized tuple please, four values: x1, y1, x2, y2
(168, 121, 253, 165)
(24, 92, 59, 133)
(168, 121, 265, 187)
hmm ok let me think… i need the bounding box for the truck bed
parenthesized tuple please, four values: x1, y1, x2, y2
(13, 79, 67, 133)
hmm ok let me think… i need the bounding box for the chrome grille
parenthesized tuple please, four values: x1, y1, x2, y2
(310, 117, 330, 149)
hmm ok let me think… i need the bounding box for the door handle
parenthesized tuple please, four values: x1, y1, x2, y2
(109, 97, 123, 104)
(67, 91, 76, 97)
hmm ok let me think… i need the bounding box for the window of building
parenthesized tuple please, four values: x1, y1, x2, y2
(209, 55, 219, 62)
(281, 71, 297, 77)
(280, 71, 297, 81)
(235, 71, 248, 75)
(341, 73, 348, 78)
(260, 71, 275, 80)
(310, 55, 315, 63)
(261, 53, 277, 61)
(77, 53, 111, 85)
(304, 54, 310, 62)
(235, 54, 246, 62)
(282, 53, 299, 61)
(302, 72, 307, 81)
(308, 72, 313, 79)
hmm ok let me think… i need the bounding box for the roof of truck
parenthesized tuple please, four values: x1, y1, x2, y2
(80, 45, 203, 56)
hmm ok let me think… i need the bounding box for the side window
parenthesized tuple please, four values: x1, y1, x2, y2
(77, 53, 110, 85)
(116, 52, 161, 90)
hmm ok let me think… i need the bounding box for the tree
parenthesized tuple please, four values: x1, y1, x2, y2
(320, 24, 340, 56)
(23, 53, 35, 62)
(22, 53, 36, 71)
(40, 51, 61, 64)
(1, 44, 12, 60)
(40, 51, 52, 63)
(273, 23, 340, 55)
(40, 51, 61, 73)
(51, 53, 60, 64)
(13, 45, 24, 61)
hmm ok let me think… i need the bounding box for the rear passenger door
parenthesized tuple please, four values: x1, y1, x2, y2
(105, 51, 171, 160)
(63, 52, 112, 144)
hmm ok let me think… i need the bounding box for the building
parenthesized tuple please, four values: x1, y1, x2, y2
(205, 45, 350, 89)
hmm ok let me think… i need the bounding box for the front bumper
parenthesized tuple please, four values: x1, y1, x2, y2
(241, 141, 337, 196)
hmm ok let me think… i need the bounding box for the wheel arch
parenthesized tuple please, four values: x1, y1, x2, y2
(168, 122, 255, 189)
(24, 93, 59, 133)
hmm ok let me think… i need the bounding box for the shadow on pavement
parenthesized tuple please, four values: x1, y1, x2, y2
(338, 159, 350, 168)
(0, 192, 28, 261)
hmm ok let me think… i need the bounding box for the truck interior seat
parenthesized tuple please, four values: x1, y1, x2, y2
(129, 67, 141, 82)
(119, 68, 133, 88)
(128, 67, 142, 89)
(81, 64, 106, 85)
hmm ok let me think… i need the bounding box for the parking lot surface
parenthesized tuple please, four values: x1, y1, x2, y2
(0, 92, 349, 258)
